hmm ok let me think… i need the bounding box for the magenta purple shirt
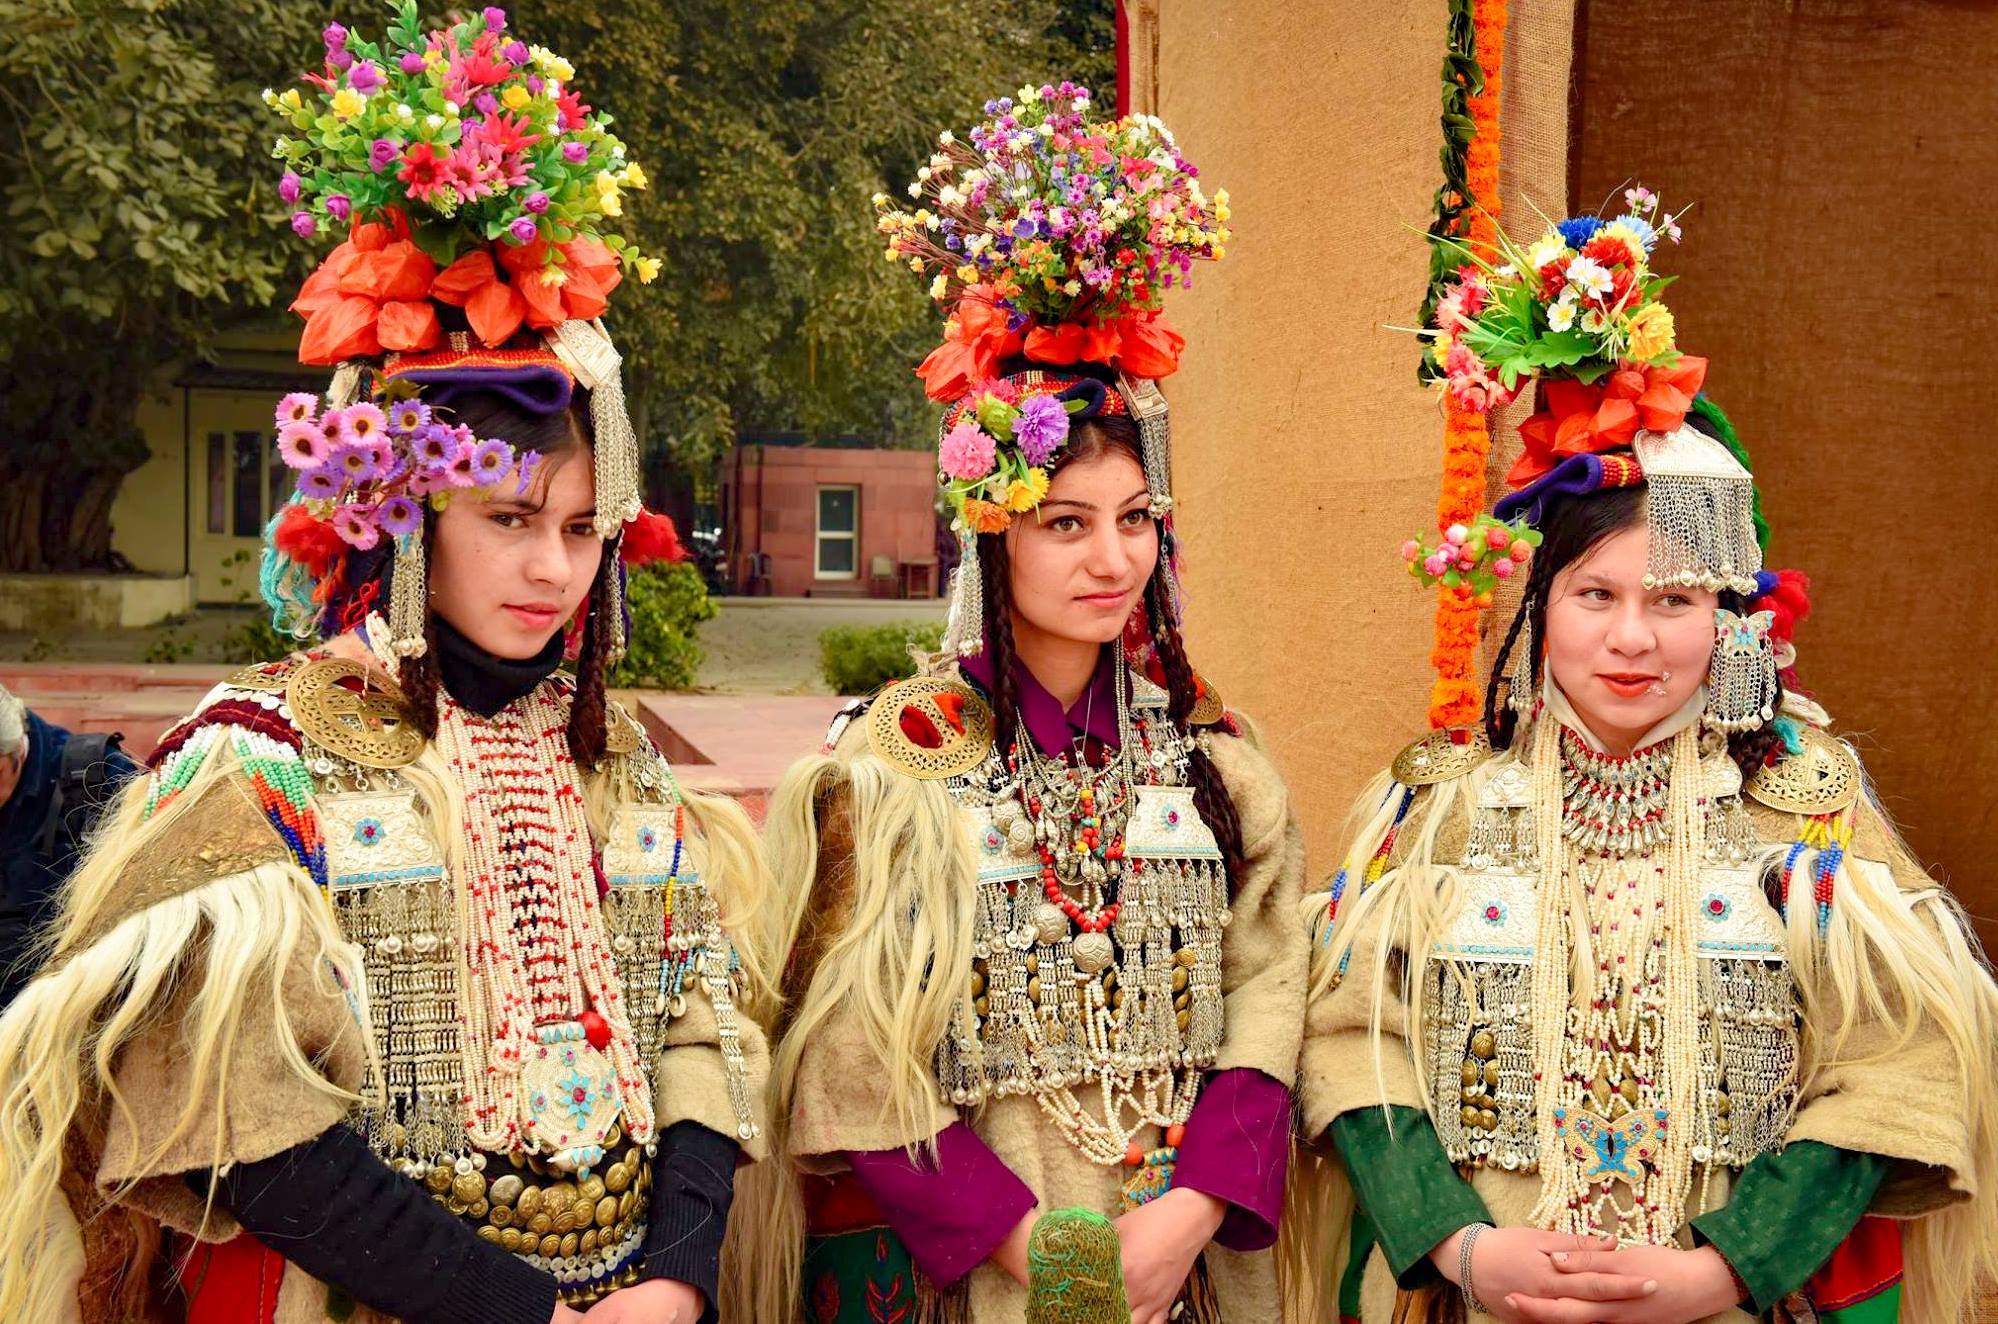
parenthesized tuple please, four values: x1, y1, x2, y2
(843, 645, 1291, 1287)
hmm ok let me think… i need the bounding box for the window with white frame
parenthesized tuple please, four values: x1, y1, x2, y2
(815, 485, 859, 578)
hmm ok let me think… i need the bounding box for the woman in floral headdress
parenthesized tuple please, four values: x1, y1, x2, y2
(1293, 193, 1998, 1324)
(725, 83, 1306, 1324)
(0, 9, 765, 1323)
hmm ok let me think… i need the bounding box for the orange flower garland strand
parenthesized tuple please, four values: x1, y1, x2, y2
(1428, 0, 1507, 729)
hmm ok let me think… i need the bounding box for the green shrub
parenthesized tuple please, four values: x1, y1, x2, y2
(609, 562, 718, 691)
(818, 620, 945, 695)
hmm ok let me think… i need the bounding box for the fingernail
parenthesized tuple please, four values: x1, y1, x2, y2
(1552, 1252, 1568, 1264)
(1504, 1297, 1519, 1310)
(1644, 1281, 1658, 1295)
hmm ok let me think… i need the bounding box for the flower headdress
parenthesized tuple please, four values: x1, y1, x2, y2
(260, 3, 670, 660)
(1409, 188, 1759, 599)
(881, 82, 1229, 656)
(1407, 187, 1810, 735)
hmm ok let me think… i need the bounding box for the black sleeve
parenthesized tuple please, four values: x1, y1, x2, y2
(639, 1120, 741, 1321)
(186, 1126, 557, 1324)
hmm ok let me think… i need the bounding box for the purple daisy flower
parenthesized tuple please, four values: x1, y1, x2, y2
(298, 465, 344, 499)
(513, 449, 543, 495)
(446, 441, 481, 486)
(341, 402, 388, 446)
(330, 444, 384, 483)
(414, 423, 457, 470)
(1012, 393, 1071, 467)
(388, 400, 431, 435)
(469, 438, 514, 483)
(376, 495, 423, 537)
(276, 420, 331, 470)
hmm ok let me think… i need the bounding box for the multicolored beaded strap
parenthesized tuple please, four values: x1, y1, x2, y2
(146, 720, 327, 894)
(1780, 808, 1853, 934)
(1322, 783, 1418, 939)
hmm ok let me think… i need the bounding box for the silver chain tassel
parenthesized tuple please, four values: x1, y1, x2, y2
(1704, 608, 1777, 733)
(1507, 606, 1538, 715)
(388, 531, 428, 658)
(547, 319, 642, 540)
(939, 527, 985, 662)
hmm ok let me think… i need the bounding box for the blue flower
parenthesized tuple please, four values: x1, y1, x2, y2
(556, 1068, 596, 1126)
(638, 825, 658, 854)
(353, 818, 384, 846)
(1555, 216, 1603, 249)
(1611, 213, 1657, 251)
(1702, 893, 1732, 922)
(981, 826, 1004, 855)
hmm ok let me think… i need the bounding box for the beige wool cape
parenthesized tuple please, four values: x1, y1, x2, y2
(775, 684, 1308, 1322)
(13, 666, 769, 1324)
(1292, 714, 1990, 1324)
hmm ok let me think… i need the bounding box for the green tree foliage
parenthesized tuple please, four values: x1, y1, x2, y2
(610, 560, 718, 690)
(514, 0, 1112, 457)
(0, 0, 1112, 571)
(0, 0, 324, 570)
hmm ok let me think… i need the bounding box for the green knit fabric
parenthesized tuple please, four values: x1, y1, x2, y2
(1026, 1208, 1129, 1324)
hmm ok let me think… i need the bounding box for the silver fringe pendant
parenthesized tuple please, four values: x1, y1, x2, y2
(939, 527, 985, 660)
(1117, 372, 1183, 621)
(387, 531, 428, 658)
(1507, 611, 1538, 715)
(1704, 608, 1777, 733)
(547, 319, 643, 540)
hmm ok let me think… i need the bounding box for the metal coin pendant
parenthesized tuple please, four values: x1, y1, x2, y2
(1071, 931, 1114, 974)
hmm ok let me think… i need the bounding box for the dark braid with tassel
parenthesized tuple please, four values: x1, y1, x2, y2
(1144, 569, 1249, 889)
(976, 530, 1025, 765)
(566, 541, 616, 770)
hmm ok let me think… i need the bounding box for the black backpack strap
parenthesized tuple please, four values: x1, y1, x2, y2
(37, 731, 123, 859)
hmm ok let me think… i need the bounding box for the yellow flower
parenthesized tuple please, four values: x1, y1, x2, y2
(502, 85, 532, 111)
(599, 191, 622, 218)
(956, 264, 977, 283)
(1624, 302, 1676, 360)
(907, 256, 923, 274)
(634, 256, 662, 284)
(1005, 468, 1050, 513)
(929, 273, 949, 301)
(1430, 331, 1454, 365)
(883, 246, 899, 263)
(621, 161, 648, 190)
(330, 87, 366, 119)
(278, 88, 304, 112)
(594, 170, 619, 195)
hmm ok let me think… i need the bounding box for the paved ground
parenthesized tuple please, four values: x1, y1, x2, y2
(0, 595, 946, 695)
(696, 596, 946, 694)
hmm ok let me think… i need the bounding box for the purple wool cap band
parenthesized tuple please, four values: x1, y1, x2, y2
(391, 363, 574, 416)
(1492, 450, 1645, 526)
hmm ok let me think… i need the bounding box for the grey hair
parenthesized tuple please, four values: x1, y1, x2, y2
(0, 687, 24, 759)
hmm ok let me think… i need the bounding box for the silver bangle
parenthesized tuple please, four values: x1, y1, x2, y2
(1458, 1222, 1495, 1317)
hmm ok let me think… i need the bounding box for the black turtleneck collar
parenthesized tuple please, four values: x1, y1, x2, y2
(432, 614, 564, 717)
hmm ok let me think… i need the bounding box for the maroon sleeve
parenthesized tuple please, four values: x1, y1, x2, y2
(846, 1122, 1039, 1288)
(1170, 1068, 1292, 1251)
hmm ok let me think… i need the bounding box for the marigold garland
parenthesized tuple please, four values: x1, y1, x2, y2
(1426, 0, 1507, 729)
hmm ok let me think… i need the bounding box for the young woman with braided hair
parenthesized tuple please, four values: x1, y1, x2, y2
(738, 387, 1306, 1324)
(1293, 197, 1998, 1324)
(0, 15, 771, 1322)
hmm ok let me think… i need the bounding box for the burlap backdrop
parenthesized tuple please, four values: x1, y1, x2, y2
(1572, 0, 1998, 944)
(1150, 2, 1574, 878)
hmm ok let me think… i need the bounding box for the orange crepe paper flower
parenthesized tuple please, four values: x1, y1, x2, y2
(1507, 355, 1709, 487)
(291, 218, 442, 364)
(962, 498, 1012, 534)
(432, 237, 626, 348)
(918, 285, 1188, 402)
